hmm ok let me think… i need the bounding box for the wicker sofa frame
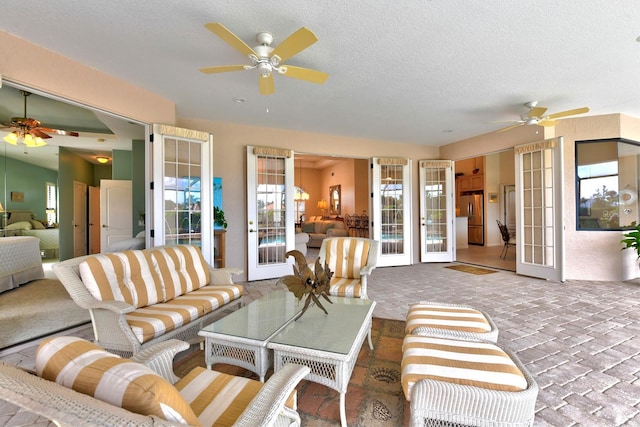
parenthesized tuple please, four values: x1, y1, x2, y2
(0, 339, 310, 427)
(52, 246, 244, 357)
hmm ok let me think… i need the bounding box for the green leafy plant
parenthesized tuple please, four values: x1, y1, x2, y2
(214, 206, 228, 229)
(620, 221, 640, 258)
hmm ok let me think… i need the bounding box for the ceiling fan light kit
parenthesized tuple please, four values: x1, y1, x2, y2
(200, 23, 328, 95)
(1, 90, 79, 147)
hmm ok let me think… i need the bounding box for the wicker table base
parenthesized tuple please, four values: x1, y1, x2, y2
(268, 297, 376, 427)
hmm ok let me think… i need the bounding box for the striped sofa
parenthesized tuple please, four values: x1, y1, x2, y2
(53, 245, 244, 356)
(0, 337, 309, 426)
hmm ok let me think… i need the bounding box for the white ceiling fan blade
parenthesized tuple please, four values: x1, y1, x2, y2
(199, 65, 248, 74)
(278, 65, 328, 84)
(270, 27, 318, 62)
(204, 23, 257, 57)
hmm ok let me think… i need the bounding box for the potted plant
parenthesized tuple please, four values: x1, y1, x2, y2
(214, 206, 228, 229)
(620, 221, 640, 258)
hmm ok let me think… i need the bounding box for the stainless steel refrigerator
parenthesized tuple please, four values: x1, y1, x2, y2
(459, 191, 484, 245)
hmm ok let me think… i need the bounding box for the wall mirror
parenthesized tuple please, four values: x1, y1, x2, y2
(329, 184, 341, 215)
(0, 83, 145, 260)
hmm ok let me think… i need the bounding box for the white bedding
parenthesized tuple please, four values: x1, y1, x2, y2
(102, 236, 146, 253)
(0, 236, 44, 293)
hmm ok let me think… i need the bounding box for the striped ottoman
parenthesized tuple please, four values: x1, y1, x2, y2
(406, 301, 499, 343)
(401, 335, 538, 427)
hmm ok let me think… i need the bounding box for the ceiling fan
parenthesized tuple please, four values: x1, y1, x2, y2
(199, 23, 329, 96)
(495, 101, 590, 132)
(1, 90, 79, 147)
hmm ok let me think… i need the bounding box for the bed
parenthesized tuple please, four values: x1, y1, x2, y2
(2, 210, 59, 259)
(0, 236, 45, 293)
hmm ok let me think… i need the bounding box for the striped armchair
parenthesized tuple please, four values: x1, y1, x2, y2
(0, 337, 310, 427)
(318, 237, 379, 299)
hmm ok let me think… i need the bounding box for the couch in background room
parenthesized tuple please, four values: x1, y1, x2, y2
(301, 216, 349, 248)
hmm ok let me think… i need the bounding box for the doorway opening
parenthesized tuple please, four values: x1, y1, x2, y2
(454, 151, 516, 271)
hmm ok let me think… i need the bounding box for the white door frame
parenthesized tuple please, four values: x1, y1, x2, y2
(151, 124, 213, 263)
(515, 137, 565, 281)
(371, 157, 412, 267)
(246, 146, 295, 280)
(419, 160, 455, 262)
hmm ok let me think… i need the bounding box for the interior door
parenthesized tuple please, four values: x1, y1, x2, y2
(247, 146, 295, 280)
(371, 157, 412, 267)
(515, 137, 565, 281)
(73, 181, 87, 257)
(151, 124, 213, 263)
(88, 186, 100, 254)
(100, 180, 132, 250)
(419, 160, 455, 262)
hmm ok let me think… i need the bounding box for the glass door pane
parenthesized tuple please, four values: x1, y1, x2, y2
(419, 160, 454, 262)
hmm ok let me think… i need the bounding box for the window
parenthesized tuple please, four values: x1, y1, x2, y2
(576, 139, 640, 230)
(46, 182, 57, 226)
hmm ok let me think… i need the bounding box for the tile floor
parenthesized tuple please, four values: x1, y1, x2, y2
(2, 249, 640, 426)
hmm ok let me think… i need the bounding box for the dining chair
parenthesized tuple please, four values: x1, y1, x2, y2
(496, 220, 516, 260)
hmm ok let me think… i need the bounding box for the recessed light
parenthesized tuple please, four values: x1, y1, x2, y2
(232, 97, 246, 103)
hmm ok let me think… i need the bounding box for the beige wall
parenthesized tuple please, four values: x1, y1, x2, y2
(554, 114, 640, 281)
(0, 31, 175, 125)
(5, 30, 639, 282)
(178, 118, 438, 277)
(441, 113, 640, 281)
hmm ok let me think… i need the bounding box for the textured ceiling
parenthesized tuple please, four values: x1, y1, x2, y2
(1, 0, 640, 149)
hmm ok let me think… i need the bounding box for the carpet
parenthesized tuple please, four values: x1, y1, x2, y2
(0, 278, 91, 349)
(445, 264, 498, 275)
(174, 317, 408, 427)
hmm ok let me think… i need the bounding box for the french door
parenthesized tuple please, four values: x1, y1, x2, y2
(371, 157, 412, 266)
(246, 146, 295, 280)
(515, 137, 565, 281)
(151, 124, 213, 263)
(419, 160, 455, 262)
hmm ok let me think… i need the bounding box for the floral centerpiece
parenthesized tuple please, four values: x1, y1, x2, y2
(276, 250, 333, 320)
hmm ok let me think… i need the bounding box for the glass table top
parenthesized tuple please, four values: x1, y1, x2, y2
(200, 290, 303, 341)
(269, 296, 375, 355)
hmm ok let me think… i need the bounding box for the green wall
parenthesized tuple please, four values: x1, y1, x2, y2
(58, 147, 94, 260)
(0, 155, 58, 220)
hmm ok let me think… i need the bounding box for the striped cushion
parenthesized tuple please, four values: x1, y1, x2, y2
(401, 335, 527, 400)
(406, 303, 491, 335)
(329, 277, 363, 298)
(78, 251, 164, 308)
(127, 285, 244, 344)
(324, 238, 370, 280)
(35, 336, 200, 426)
(150, 245, 211, 301)
(175, 366, 295, 427)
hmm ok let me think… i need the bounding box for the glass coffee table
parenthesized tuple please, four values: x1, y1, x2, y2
(199, 290, 376, 427)
(198, 290, 303, 382)
(268, 296, 375, 427)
